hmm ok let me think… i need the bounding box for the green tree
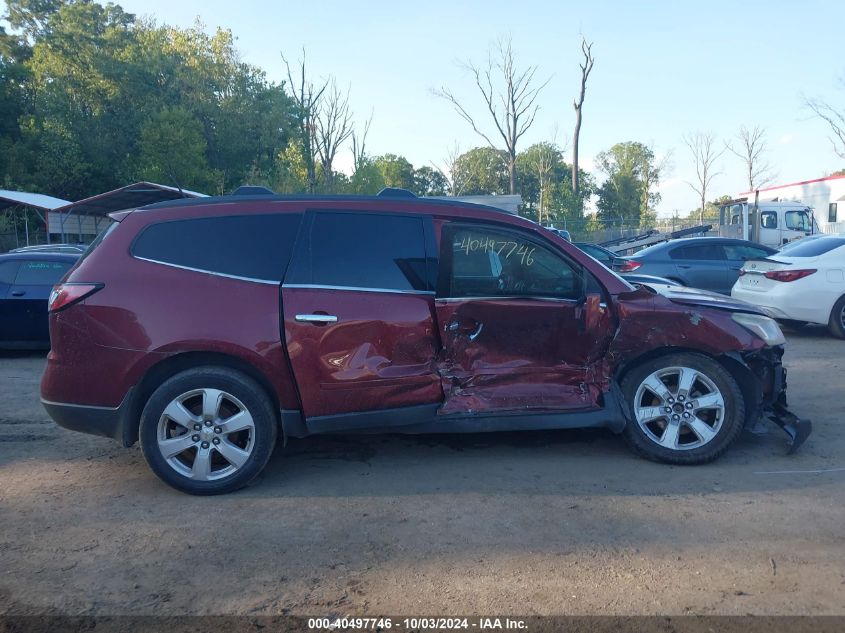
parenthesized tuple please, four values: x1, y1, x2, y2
(347, 158, 385, 195)
(374, 154, 415, 190)
(452, 147, 509, 195)
(412, 165, 448, 196)
(595, 141, 661, 229)
(135, 107, 210, 192)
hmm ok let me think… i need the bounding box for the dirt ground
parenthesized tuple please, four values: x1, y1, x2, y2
(1, 328, 844, 617)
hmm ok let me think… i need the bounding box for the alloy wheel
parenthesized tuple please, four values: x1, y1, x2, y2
(156, 388, 256, 481)
(633, 366, 725, 450)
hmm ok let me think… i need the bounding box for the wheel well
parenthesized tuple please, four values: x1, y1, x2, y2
(614, 347, 760, 427)
(124, 351, 281, 446)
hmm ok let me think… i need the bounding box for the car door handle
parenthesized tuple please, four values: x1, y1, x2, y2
(295, 314, 338, 324)
(677, 264, 692, 269)
(11, 290, 25, 297)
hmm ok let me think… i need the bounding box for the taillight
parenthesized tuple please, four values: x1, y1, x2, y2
(617, 259, 641, 272)
(763, 269, 817, 283)
(48, 283, 103, 312)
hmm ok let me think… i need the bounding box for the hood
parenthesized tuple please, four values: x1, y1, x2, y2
(647, 284, 769, 316)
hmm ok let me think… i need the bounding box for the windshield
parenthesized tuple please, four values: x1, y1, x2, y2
(785, 210, 811, 231)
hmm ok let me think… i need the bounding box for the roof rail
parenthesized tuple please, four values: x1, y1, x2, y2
(232, 185, 276, 196)
(377, 187, 417, 199)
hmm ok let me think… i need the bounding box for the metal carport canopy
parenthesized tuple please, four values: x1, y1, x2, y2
(48, 182, 208, 241)
(0, 189, 70, 211)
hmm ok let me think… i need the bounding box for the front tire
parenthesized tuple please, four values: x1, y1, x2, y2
(139, 367, 278, 495)
(828, 295, 845, 339)
(620, 353, 745, 464)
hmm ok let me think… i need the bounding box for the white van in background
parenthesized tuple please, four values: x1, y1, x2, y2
(718, 200, 818, 248)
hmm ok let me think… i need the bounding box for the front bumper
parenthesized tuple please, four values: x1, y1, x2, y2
(740, 346, 811, 453)
(42, 386, 137, 447)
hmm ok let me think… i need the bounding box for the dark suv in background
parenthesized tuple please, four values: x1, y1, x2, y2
(41, 189, 809, 494)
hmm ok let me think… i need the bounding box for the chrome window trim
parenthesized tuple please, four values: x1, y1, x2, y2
(282, 283, 435, 296)
(132, 256, 281, 285)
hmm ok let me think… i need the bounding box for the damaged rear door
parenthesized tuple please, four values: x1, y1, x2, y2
(435, 223, 615, 415)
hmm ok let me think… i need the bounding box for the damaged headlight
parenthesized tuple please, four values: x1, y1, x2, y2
(732, 312, 786, 346)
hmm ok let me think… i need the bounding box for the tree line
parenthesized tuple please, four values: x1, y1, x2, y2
(3, 0, 840, 240)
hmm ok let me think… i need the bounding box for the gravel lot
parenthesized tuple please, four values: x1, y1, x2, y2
(1, 328, 844, 616)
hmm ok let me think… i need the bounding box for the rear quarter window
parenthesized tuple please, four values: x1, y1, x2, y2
(131, 214, 303, 282)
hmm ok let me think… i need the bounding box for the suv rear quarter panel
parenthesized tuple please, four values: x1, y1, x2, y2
(48, 202, 303, 409)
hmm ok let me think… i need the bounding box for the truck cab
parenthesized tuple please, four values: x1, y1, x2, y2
(719, 200, 817, 248)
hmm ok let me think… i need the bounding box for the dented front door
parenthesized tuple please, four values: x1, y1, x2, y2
(435, 223, 615, 415)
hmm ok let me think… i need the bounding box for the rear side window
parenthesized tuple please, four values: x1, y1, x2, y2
(669, 244, 725, 260)
(288, 212, 429, 292)
(132, 214, 302, 282)
(14, 260, 72, 285)
(782, 237, 845, 257)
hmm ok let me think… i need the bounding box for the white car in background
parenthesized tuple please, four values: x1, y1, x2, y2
(731, 235, 845, 338)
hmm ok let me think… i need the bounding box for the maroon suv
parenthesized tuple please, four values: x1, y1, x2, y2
(41, 188, 810, 494)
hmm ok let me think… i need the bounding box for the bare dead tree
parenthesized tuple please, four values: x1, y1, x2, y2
(572, 37, 595, 198)
(431, 142, 464, 196)
(352, 109, 373, 173)
(806, 83, 845, 159)
(315, 80, 353, 192)
(282, 48, 328, 193)
(726, 125, 775, 190)
(434, 36, 551, 194)
(684, 132, 726, 223)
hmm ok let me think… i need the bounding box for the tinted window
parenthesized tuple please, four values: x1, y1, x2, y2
(724, 244, 773, 261)
(444, 225, 584, 300)
(782, 237, 845, 257)
(785, 210, 811, 231)
(0, 261, 21, 284)
(829, 203, 838, 223)
(669, 244, 725, 260)
(295, 212, 429, 292)
(760, 211, 778, 229)
(14, 260, 72, 285)
(132, 214, 302, 282)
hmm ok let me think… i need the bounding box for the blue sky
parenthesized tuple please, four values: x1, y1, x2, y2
(31, 1, 845, 214)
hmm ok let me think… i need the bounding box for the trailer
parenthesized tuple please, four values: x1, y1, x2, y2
(599, 224, 713, 254)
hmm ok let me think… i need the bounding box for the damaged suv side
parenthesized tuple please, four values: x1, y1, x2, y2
(41, 189, 810, 494)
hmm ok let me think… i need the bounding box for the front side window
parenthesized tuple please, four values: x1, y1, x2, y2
(131, 214, 302, 282)
(442, 225, 584, 300)
(829, 203, 838, 223)
(291, 212, 430, 292)
(785, 210, 811, 231)
(14, 260, 72, 285)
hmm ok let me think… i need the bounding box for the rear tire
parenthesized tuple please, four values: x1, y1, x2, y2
(829, 295, 845, 339)
(139, 367, 278, 495)
(620, 353, 745, 464)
